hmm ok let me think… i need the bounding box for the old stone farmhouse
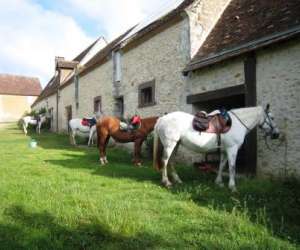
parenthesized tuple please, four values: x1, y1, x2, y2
(32, 0, 300, 178)
(0, 74, 41, 123)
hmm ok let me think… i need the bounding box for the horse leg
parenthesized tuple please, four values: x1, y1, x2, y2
(70, 130, 76, 146)
(103, 135, 110, 164)
(23, 122, 27, 135)
(169, 164, 182, 184)
(215, 153, 227, 187)
(169, 143, 182, 184)
(133, 138, 144, 167)
(161, 141, 177, 188)
(88, 129, 93, 147)
(227, 146, 238, 192)
(99, 131, 108, 165)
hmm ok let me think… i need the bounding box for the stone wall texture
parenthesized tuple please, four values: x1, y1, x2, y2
(256, 39, 300, 178)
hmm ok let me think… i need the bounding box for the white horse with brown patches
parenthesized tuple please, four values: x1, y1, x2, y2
(153, 105, 280, 192)
(22, 114, 47, 135)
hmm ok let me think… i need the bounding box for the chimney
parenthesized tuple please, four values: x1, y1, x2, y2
(55, 56, 78, 85)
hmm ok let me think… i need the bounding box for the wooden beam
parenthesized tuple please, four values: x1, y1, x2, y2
(244, 52, 257, 175)
(186, 84, 245, 104)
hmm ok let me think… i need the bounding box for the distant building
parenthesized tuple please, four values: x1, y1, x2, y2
(0, 74, 41, 123)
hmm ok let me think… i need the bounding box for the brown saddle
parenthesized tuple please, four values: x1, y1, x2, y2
(192, 111, 231, 134)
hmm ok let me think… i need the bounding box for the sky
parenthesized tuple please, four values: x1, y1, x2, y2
(0, 0, 178, 87)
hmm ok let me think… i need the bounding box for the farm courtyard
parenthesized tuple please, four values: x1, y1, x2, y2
(0, 124, 299, 250)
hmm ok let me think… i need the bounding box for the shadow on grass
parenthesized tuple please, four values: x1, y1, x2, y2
(0, 205, 170, 250)
(21, 130, 300, 245)
(171, 170, 300, 245)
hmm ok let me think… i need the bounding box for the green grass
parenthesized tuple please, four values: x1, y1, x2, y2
(0, 124, 299, 250)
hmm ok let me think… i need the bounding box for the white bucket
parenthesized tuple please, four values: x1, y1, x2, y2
(29, 140, 37, 148)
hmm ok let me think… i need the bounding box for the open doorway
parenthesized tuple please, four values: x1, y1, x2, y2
(187, 85, 256, 174)
(114, 96, 124, 118)
(65, 105, 72, 132)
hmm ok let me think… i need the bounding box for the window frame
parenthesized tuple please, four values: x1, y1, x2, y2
(94, 96, 102, 113)
(138, 80, 156, 108)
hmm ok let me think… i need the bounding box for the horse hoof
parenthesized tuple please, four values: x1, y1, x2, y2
(215, 181, 224, 188)
(135, 162, 142, 167)
(229, 186, 238, 193)
(162, 181, 173, 189)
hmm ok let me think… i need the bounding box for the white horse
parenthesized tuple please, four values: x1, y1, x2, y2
(69, 118, 97, 146)
(22, 114, 47, 135)
(153, 105, 280, 192)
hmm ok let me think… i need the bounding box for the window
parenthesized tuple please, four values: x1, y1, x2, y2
(94, 96, 102, 114)
(113, 50, 122, 82)
(114, 96, 124, 118)
(138, 80, 156, 108)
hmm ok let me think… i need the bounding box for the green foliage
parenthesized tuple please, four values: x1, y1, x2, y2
(145, 132, 154, 158)
(0, 124, 299, 249)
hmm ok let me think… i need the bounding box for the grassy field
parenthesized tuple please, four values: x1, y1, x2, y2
(0, 124, 299, 250)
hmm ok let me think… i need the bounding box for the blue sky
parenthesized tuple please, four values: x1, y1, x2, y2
(0, 0, 175, 87)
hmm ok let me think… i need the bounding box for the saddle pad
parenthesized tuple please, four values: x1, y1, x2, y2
(81, 119, 90, 127)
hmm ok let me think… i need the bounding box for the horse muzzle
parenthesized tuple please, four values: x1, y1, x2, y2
(271, 132, 280, 140)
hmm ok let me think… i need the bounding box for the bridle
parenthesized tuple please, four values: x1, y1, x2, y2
(259, 110, 276, 137)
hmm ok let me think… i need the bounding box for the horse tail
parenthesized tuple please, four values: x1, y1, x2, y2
(153, 130, 163, 171)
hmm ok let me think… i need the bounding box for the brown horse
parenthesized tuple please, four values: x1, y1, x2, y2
(96, 116, 158, 166)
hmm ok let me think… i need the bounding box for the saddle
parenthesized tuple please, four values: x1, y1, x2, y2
(119, 116, 141, 132)
(81, 117, 97, 128)
(192, 111, 231, 134)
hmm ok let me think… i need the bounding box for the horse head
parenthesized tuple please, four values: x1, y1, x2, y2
(260, 104, 280, 140)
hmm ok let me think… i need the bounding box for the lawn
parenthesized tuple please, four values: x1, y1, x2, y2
(0, 124, 299, 250)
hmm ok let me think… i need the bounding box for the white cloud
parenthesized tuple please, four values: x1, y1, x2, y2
(0, 0, 94, 86)
(65, 0, 177, 40)
(0, 0, 182, 87)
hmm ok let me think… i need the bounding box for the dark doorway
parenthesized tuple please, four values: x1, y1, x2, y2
(65, 105, 72, 132)
(114, 96, 124, 118)
(48, 108, 54, 131)
(192, 93, 247, 173)
(187, 85, 256, 174)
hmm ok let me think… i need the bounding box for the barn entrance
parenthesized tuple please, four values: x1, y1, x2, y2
(187, 85, 256, 174)
(65, 105, 72, 132)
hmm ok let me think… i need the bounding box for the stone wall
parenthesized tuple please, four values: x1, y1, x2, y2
(58, 83, 74, 132)
(118, 18, 190, 118)
(76, 60, 115, 118)
(256, 39, 300, 178)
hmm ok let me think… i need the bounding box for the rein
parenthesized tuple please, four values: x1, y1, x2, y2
(229, 111, 251, 131)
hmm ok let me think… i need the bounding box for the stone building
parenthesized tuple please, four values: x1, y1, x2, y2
(0, 74, 41, 123)
(183, 0, 300, 178)
(32, 0, 300, 178)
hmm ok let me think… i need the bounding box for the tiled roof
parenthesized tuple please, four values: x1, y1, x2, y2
(184, 0, 300, 73)
(0, 74, 41, 96)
